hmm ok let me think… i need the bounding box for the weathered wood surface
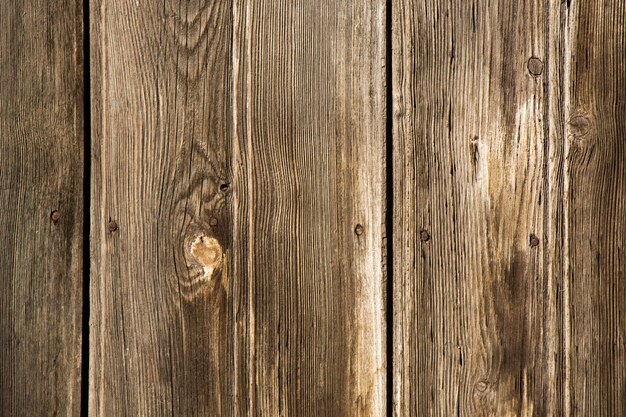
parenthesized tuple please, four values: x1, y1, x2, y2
(392, 0, 626, 415)
(1, 0, 622, 414)
(90, 0, 387, 415)
(564, 0, 626, 415)
(0, 1, 84, 416)
(392, 0, 558, 415)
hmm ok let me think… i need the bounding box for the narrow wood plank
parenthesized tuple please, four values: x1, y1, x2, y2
(392, 0, 559, 414)
(0, 1, 84, 416)
(90, 0, 387, 415)
(564, 0, 626, 414)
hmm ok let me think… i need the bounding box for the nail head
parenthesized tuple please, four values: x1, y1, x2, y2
(51, 210, 61, 224)
(527, 57, 544, 76)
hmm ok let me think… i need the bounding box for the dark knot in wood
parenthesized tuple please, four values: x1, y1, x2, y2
(527, 57, 544, 76)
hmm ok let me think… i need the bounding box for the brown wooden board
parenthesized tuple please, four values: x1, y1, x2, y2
(392, 0, 562, 414)
(0, 0, 84, 416)
(2, 0, 623, 414)
(392, 0, 626, 415)
(90, 0, 387, 415)
(564, 1, 626, 414)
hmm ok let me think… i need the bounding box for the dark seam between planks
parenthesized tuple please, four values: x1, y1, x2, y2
(385, 0, 394, 415)
(81, 0, 92, 415)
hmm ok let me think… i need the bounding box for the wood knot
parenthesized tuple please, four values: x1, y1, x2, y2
(474, 380, 489, 393)
(472, 379, 493, 403)
(191, 235, 222, 273)
(527, 57, 544, 76)
(354, 224, 364, 236)
(420, 229, 431, 242)
(569, 115, 591, 138)
(181, 231, 227, 298)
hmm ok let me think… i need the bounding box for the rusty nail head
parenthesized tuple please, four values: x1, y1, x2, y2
(51, 210, 61, 223)
(209, 217, 218, 227)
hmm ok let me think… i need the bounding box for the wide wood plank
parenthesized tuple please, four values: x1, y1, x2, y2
(0, 1, 84, 416)
(564, 1, 626, 414)
(392, 0, 559, 414)
(90, 0, 387, 415)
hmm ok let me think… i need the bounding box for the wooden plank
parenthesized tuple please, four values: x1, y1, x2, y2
(90, 0, 387, 415)
(0, 1, 84, 416)
(231, 2, 387, 415)
(564, 1, 626, 414)
(392, 0, 559, 414)
(89, 0, 236, 413)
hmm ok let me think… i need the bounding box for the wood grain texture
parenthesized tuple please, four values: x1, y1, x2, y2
(392, 0, 559, 414)
(90, 0, 386, 415)
(564, 0, 626, 415)
(0, 1, 84, 416)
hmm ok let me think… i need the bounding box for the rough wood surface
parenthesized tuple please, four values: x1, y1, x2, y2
(392, 0, 560, 414)
(393, 0, 626, 415)
(564, 0, 626, 414)
(0, 1, 84, 416)
(90, 0, 387, 415)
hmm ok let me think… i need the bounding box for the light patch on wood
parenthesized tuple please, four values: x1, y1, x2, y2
(190, 235, 223, 279)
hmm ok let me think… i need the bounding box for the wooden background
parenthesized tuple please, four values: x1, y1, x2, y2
(0, 0, 624, 416)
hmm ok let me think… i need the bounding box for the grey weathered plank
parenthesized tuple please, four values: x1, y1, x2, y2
(0, 1, 84, 416)
(563, 1, 626, 414)
(90, 0, 387, 415)
(392, 0, 559, 414)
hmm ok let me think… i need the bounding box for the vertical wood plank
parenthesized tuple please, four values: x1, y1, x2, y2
(90, 0, 387, 415)
(564, 1, 626, 414)
(392, 0, 559, 414)
(0, 1, 84, 416)
(90, 0, 236, 414)
(231, 1, 387, 415)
